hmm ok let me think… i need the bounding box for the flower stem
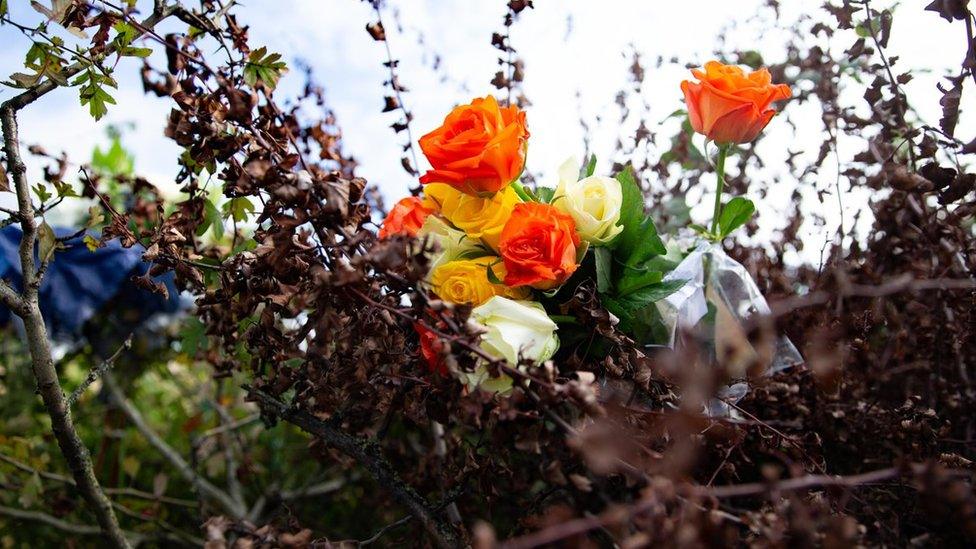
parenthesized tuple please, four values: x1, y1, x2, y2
(709, 143, 730, 236)
(509, 180, 534, 203)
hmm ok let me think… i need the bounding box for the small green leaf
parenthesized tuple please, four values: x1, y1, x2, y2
(92, 133, 134, 176)
(53, 179, 78, 198)
(594, 246, 613, 294)
(32, 183, 52, 204)
(486, 262, 504, 285)
(83, 234, 100, 252)
(534, 186, 555, 203)
(77, 69, 118, 120)
(180, 317, 208, 355)
(244, 46, 288, 91)
(584, 154, 597, 178)
(18, 472, 42, 508)
(204, 198, 224, 241)
(718, 197, 755, 237)
(121, 46, 153, 58)
(222, 197, 255, 223)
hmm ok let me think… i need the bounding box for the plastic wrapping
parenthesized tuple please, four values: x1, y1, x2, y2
(655, 241, 804, 416)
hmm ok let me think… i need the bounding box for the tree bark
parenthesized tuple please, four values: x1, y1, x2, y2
(1, 102, 130, 549)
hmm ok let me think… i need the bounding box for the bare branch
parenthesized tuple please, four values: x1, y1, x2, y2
(0, 452, 197, 508)
(1, 100, 130, 549)
(67, 336, 132, 406)
(103, 373, 248, 520)
(0, 503, 104, 536)
(245, 386, 461, 549)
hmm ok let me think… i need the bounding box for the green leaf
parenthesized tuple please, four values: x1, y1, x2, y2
(92, 133, 134, 176)
(18, 472, 42, 508)
(583, 154, 597, 178)
(222, 197, 255, 223)
(534, 186, 555, 203)
(616, 269, 663, 296)
(204, 198, 224, 241)
(624, 217, 666, 267)
(613, 166, 643, 253)
(179, 317, 208, 355)
(121, 46, 153, 58)
(112, 21, 138, 47)
(602, 279, 686, 315)
(717, 197, 755, 237)
(83, 234, 100, 252)
(76, 69, 118, 120)
(32, 183, 51, 204)
(594, 246, 613, 294)
(244, 46, 288, 91)
(53, 179, 78, 198)
(486, 262, 504, 285)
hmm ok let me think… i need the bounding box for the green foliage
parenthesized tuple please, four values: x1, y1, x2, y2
(92, 131, 135, 176)
(534, 185, 556, 203)
(582, 154, 597, 178)
(223, 197, 256, 223)
(594, 246, 613, 293)
(717, 197, 755, 238)
(196, 195, 225, 240)
(580, 167, 684, 346)
(244, 47, 288, 91)
(31, 182, 51, 204)
(74, 68, 118, 121)
(7, 41, 68, 88)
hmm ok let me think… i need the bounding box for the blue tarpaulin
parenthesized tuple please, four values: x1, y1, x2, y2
(0, 225, 181, 339)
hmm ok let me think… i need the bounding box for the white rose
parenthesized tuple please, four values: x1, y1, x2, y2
(416, 215, 484, 269)
(552, 157, 624, 244)
(462, 296, 559, 392)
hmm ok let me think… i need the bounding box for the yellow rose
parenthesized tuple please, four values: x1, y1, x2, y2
(429, 256, 529, 306)
(423, 183, 519, 250)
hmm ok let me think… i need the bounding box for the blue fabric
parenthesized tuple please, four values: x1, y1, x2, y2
(0, 226, 181, 338)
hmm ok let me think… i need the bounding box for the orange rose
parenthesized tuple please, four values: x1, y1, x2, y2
(680, 61, 791, 144)
(498, 203, 580, 289)
(378, 196, 433, 239)
(418, 95, 529, 195)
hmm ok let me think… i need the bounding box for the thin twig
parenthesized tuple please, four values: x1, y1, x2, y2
(372, 2, 420, 176)
(3, 98, 130, 549)
(67, 336, 132, 406)
(359, 515, 413, 546)
(103, 373, 247, 519)
(244, 386, 460, 549)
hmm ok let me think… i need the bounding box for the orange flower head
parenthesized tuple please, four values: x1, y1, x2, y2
(498, 202, 580, 290)
(378, 196, 433, 239)
(680, 61, 791, 144)
(418, 95, 529, 195)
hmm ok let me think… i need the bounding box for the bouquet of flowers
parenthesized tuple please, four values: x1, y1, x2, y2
(380, 61, 797, 392)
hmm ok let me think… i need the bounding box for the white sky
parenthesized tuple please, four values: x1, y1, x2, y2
(1, 0, 972, 266)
